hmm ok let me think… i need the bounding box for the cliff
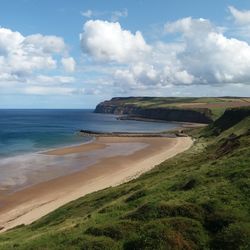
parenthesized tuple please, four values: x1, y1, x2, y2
(204, 107, 250, 136)
(94, 97, 214, 124)
(94, 97, 250, 124)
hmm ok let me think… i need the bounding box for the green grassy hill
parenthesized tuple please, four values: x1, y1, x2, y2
(0, 108, 250, 250)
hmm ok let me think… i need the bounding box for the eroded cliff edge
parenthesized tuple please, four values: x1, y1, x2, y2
(94, 97, 214, 124)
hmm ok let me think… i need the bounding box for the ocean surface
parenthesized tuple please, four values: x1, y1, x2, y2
(0, 109, 179, 158)
(0, 109, 180, 193)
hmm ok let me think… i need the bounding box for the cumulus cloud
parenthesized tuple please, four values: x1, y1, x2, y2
(165, 17, 250, 84)
(61, 57, 76, 72)
(228, 6, 250, 40)
(24, 34, 67, 53)
(80, 17, 250, 94)
(113, 61, 194, 93)
(0, 27, 69, 80)
(0, 27, 79, 96)
(0, 28, 61, 80)
(111, 9, 128, 22)
(80, 20, 150, 63)
(165, 17, 216, 36)
(23, 86, 83, 95)
(30, 75, 75, 85)
(228, 6, 250, 25)
(81, 9, 128, 21)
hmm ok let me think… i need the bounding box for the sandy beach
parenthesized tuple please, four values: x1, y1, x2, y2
(0, 136, 193, 232)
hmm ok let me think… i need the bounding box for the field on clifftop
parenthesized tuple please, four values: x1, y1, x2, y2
(0, 107, 249, 249)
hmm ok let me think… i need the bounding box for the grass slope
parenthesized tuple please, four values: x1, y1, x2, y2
(0, 108, 249, 250)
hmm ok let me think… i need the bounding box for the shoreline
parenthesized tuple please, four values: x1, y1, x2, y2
(38, 136, 96, 155)
(0, 136, 193, 232)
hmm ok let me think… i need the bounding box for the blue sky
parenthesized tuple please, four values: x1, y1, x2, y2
(0, 0, 250, 108)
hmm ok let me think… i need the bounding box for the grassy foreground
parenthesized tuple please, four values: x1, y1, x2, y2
(0, 108, 250, 249)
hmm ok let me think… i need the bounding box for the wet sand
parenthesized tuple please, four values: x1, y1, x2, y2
(0, 136, 193, 232)
(44, 140, 106, 155)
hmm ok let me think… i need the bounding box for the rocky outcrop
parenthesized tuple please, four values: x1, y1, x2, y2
(94, 98, 213, 124)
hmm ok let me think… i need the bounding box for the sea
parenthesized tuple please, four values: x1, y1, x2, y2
(0, 109, 179, 192)
(0, 109, 178, 159)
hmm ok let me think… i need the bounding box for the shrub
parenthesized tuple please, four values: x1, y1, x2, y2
(85, 225, 123, 240)
(204, 210, 236, 233)
(211, 223, 250, 250)
(126, 202, 204, 222)
(80, 237, 117, 250)
(125, 189, 147, 202)
(123, 222, 191, 250)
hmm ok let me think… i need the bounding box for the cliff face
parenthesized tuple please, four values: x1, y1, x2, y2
(206, 107, 250, 135)
(94, 98, 213, 124)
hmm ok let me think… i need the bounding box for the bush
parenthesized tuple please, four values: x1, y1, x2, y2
(204, 210, 236, 233)
(170, 178, 198, 191)
(126, 202, 204, 222)
(124, 222, 190, 250)
(85, 225, 123, 240)
(125, 189, 147, 202)
(211, 223, 250, 250)
(166, 218, 209, 249)
(80, 237, 117, 250)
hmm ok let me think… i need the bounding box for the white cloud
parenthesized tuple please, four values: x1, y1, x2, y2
(24, 34, 67, 54)
(0, 27, 79, 96)
(80, 17, 250, 94)
(0, 27, 70, 81)
(227, 6, 250, 40)
(81, 9, 128, 21)
(80, 20, 150, 63)
(165, 17, 215, 36)
(113, 61, 194, 92)
(111, 9, 128, 22)
(0, 28, 58, 80)
(31, 75, 75, 85)
(61, 57, 76, 72)
(79, 19, 199, 92)
(228, 6, 250, 25)
(165, 17, 250, 84)
(81, 9, 93, 18)
(23, 86, 83, 95)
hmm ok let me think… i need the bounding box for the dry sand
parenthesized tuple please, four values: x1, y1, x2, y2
(0, 136, 193, 232)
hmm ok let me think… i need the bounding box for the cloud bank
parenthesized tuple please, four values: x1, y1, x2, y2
(0, 27, 76, 95)
(2, 5, 250, 98)
(80, 14, 250, 94)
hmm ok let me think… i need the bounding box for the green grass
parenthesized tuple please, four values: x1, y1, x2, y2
(0, 108, 249, 249)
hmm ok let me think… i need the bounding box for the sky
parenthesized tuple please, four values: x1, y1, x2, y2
(0, 0, 250, 108)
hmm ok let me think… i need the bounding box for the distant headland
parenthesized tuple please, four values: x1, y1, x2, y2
(94, 96, 250, 124)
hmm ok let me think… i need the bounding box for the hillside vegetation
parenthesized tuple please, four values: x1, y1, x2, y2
(0, 108, 249, 249)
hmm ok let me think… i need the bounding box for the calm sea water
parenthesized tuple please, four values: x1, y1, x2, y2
(0, 109, 178, 158)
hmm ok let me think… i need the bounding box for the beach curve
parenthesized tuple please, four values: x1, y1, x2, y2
(0, 136, 193, 232)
